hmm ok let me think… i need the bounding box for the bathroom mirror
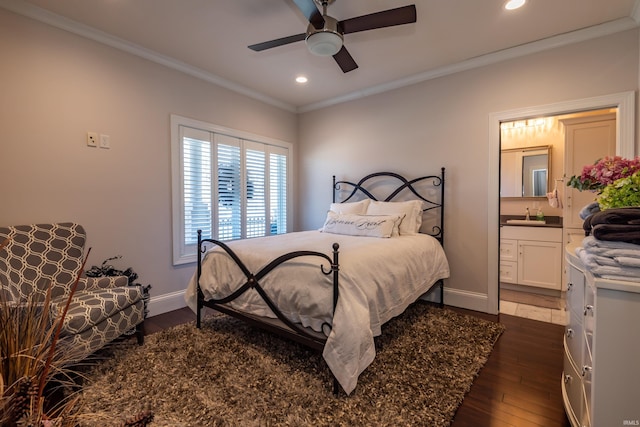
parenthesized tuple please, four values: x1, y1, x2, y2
(501, 145, 550, 198)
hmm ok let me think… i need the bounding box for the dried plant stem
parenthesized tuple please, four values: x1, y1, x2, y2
(37, 247, 92, 405)
(2, 236, 92, 426)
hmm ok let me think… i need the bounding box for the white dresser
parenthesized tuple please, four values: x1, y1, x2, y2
(563, 246, 640, 427)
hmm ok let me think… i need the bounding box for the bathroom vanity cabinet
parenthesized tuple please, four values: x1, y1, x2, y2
(563, 248, 640, 427)
(499, 225, 562, 290)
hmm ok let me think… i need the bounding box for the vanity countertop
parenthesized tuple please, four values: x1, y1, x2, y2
(499, 215, 563, 228)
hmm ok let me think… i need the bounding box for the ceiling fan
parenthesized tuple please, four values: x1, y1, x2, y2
(248, 0, 417, 73)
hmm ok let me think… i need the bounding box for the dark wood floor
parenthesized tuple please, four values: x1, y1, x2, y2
(144, 306, 570, 427)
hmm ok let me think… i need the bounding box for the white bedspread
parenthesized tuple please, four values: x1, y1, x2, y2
(184, 230, 450, 394)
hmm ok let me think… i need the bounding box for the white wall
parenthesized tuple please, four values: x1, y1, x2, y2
(298, 29, 639, 313)
(0, 9, 297, 315)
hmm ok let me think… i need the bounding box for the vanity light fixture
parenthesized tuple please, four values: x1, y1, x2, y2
(505, 0, 526, 10)
(500, 117, 551, 133)
(295, 76, 308, 84)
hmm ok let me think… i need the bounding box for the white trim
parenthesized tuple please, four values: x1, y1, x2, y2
(298, 18, 638, 113)
(147, 290, 187, 318)
(149, 286, 489, 318)
(445, 288, 489, 313)
(172, 114, 294, 149)
(418, 284, 489, 313)
(170, 114, 293, 265)
(487, 91, 636, 315)
(1, 0, 637, 113)
(632, 0, 640, 24)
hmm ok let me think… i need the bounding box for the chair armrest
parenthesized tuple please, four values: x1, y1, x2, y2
(77, 275, 129, 291)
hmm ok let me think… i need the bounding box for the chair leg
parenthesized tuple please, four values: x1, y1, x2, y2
(136, 321, 145, 345)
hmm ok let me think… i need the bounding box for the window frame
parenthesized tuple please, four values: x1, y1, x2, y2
(170, 114, 293, 265)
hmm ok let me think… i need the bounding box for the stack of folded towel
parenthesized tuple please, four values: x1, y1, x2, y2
(582, 207, 640, 244)
(576, 236, 640, 282)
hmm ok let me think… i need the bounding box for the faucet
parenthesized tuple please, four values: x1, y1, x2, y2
(525, 207, 531, 221)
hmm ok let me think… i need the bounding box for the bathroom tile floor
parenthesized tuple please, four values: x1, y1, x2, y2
(499, 300, 568, 325)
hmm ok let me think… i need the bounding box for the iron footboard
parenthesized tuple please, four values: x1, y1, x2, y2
(196, 230, 341, 393)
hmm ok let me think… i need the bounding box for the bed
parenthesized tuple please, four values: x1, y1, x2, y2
(184, 169, 449, 395)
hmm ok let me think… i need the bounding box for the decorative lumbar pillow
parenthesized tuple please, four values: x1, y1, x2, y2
(321, 212, 401, 238)
(366, 200, 423, 235)
(329, 199, 370, 215)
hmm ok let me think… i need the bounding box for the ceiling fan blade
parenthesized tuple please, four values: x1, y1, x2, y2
(333, 46, 358, 73)
(293, 0, 324, 29)
(339, 5, 416, 35)
(248, 33, 306, 51)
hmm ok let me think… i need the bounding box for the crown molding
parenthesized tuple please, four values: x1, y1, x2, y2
(0, 0, 297, 113)
(632, 0, 640, 24)
(1, 0, 637, 115)
(298, 17, 639, 113)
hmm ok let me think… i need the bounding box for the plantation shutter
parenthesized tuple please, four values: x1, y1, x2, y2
(181, 127, 212, 245)
(245, 141, 267, 238)
(173, 115, 291, 264)
(269, 147, 288, 234)
(215, 134, 242, 241)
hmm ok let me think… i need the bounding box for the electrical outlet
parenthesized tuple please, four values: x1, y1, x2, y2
(99, 134, 110, 149)
(87, 132, 98, 147)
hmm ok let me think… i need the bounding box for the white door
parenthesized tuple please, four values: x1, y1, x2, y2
(562, 114, 616, 231)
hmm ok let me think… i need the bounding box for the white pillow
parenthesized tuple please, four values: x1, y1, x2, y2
(329, 199, 370, 215)
(366, 200, 423, 235)
(321, 212, 402, 238)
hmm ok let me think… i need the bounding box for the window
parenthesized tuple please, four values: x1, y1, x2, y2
(171, 115, 291, 265)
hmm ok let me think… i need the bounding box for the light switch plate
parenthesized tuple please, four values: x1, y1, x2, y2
(99, 134, 110, 149)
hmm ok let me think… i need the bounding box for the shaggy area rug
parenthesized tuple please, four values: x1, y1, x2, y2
(78, 303, 504, 427)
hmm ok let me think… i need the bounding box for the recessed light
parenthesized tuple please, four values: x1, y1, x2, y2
(505, 0, 525, 10)
(295, 76, 308, 84)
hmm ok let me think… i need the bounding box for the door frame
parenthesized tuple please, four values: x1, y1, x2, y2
(487, 91, 636, 315)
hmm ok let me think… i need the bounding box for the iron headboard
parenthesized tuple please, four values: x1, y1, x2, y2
(332, 168, 445, 246)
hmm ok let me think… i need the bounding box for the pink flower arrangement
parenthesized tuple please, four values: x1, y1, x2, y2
(567, 156, 640, 192)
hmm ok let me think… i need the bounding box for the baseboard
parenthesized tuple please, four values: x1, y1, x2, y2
(500, 282, 562, 298)
(418, 286, 493, 314)
(442, 288, 494, 314)
(147, 287, 495, 318)
(147, 290, 187, 318)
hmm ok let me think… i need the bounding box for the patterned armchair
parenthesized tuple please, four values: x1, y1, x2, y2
(0, 223, 145, 363)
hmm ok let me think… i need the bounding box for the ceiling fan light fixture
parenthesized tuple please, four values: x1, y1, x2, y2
(504, 0, 526, 10)
(306, 30, 343, 56)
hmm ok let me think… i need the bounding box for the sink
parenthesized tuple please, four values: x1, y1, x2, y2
(505, 219, 547, 226)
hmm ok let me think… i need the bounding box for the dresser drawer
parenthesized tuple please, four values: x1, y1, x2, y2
(499, 261, 517, 283)
(583, 282, 594, 363)
(562, 376, 580, 427)
(581, 385, 591, 427)
(563, 345, 584, 426)
(566, 266, 585, 316)
(582, 359, 592, 427)
(565, 322, 583, 369)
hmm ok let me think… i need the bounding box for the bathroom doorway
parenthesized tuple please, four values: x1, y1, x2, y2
(498, 110, 615, 324)
(487, 91, 636, 317)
